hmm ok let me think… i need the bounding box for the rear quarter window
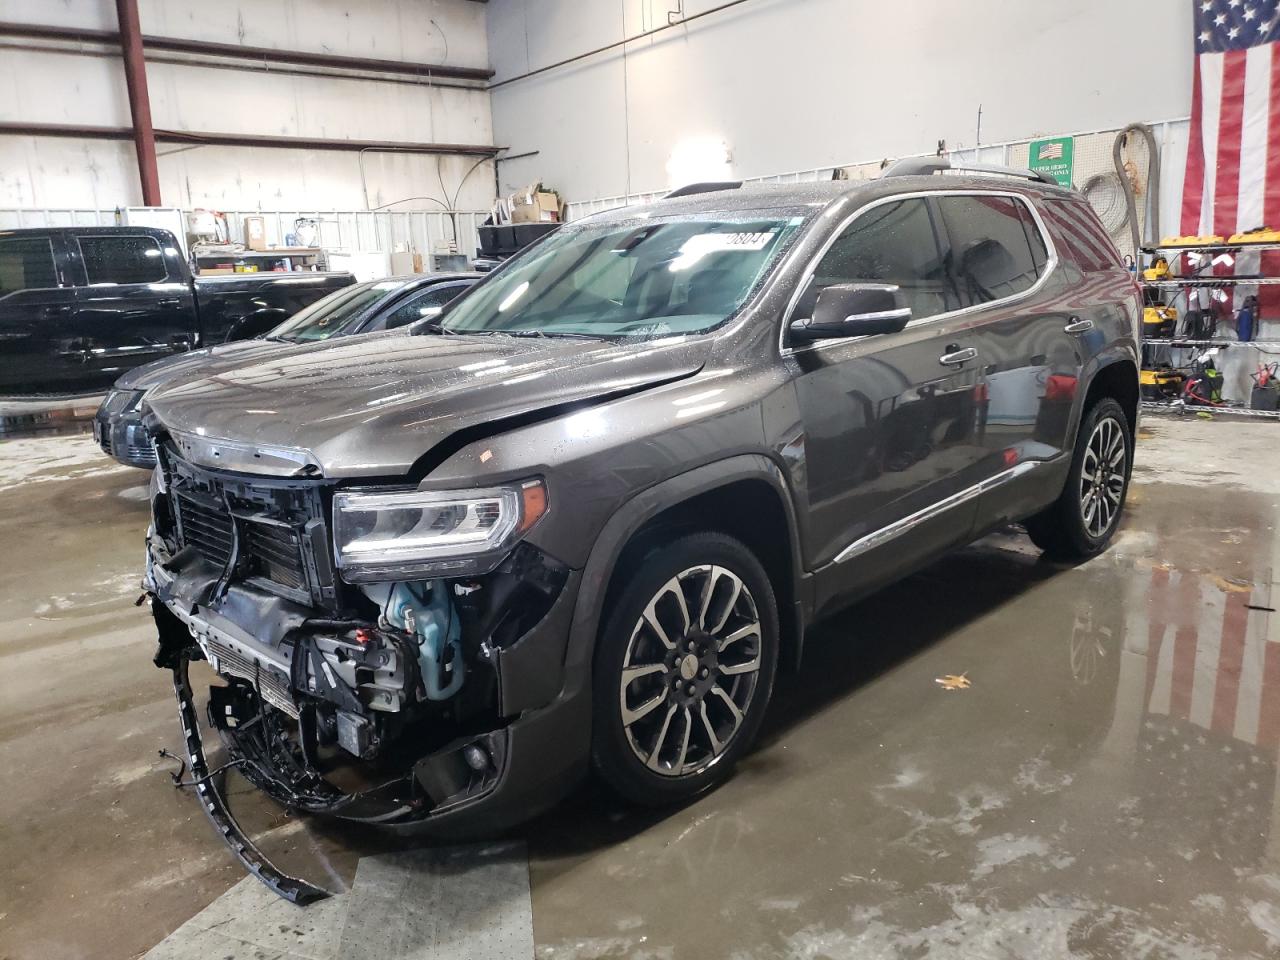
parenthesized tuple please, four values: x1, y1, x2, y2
(1039, 199, 1124, 274)
(936, 195, 1046, 304)
(0, 237, 59, 294)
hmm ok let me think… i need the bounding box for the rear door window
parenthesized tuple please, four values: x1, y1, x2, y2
(936, 195, 1046, 305)
(800, 197, 959, 322)
(77, 235, 168, 284)
(1040, 199, 1123, 274)
(0, 237, 59, 294)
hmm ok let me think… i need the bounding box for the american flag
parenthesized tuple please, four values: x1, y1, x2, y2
(1183, 0, 1280, 311)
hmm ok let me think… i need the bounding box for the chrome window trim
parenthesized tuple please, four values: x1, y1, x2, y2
(778, 189, 1060, 357)
(832, 460, 1040, 564)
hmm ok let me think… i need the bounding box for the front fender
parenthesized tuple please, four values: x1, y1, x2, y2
(563, 454, 807, 690)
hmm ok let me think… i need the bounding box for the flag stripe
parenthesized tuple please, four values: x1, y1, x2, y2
(1189, 586, 1227, 728)
(1183, 47, 1207, 236)
(1199, 52, 1226, 236)
(1210, 591, 1250, 736)
(1234, 45, 1272, 304)
(1214, 49, 1248, 238)
(1169, 574, 1202, 718)
(1144, 566, 1172, 709)
(1262, 41, 1280, 317)
(1257, 641, 1280, 747)
(1233, 628, 1267, 745)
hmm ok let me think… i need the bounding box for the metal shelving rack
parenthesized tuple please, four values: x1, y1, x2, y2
(1138, 240, 1280, 420)
(193, 247, 328, 274)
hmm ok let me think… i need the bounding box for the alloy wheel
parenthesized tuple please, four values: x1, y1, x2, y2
(1078, 415, 1127, 539)
(618, 565, 763, 777)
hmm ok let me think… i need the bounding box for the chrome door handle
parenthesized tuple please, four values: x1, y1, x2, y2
(938, 347, 978, 366)
(1064, 317, 1094, 334)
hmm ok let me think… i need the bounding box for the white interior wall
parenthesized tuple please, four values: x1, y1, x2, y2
(0, 0, 495, 213)
(488, 0, 1196, 204)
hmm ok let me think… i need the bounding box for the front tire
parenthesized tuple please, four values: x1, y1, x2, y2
(1025, 397, 1133, 561)
(591, 532, 779, 806)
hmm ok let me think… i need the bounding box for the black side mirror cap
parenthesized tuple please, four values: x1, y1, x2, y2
(789, 283, 911, 343)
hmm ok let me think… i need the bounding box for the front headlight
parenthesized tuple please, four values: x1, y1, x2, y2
(332, 478, 548, 582)
(102, 389, 145, 415)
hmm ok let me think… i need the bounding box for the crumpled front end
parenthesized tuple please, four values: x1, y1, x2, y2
(145, 435, 582, 834)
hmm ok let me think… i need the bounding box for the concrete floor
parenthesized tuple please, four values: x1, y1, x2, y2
(2, 416, 1279, 959)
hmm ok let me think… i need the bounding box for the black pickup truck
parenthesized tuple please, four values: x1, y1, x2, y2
(0, 226, 354, 395)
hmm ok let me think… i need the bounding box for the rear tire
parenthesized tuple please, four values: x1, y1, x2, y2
(591, 532, 779, 806)
(1025, 397, 1133, 561)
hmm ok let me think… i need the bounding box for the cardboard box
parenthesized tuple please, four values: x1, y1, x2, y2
(509, 183, 561, 223)
(390, 251, 425, 275)
(243, 216, 267, 251)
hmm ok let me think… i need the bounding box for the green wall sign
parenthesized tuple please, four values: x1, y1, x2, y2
(1028, 136, 1075, 187)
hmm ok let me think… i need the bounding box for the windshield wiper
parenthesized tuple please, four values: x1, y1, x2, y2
(416, 320, 463, 336)
(501, 330, 607, 341)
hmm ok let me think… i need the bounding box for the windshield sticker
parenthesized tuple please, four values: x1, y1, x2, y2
(670, 231, 777, 271)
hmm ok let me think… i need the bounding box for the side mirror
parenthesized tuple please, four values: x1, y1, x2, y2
(789, 283, 911, 343)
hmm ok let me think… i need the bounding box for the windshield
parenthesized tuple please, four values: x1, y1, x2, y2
(431, 215, 805, 339)
(267, 280, 405, 342)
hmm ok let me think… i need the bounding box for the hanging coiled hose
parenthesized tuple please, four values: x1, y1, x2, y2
(1115, 122, 1161, 254)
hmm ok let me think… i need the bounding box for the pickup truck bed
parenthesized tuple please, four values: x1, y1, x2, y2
(0, 226, 353, 396)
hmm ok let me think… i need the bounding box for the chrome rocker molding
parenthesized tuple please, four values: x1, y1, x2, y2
(834, 461, 1040, 564)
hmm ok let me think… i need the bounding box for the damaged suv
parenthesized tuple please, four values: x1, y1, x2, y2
(142, 162, 1139, 893)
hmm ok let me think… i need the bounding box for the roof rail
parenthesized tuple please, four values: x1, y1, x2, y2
(663, 180, 744, 199)
(881, 157, 1058, 187)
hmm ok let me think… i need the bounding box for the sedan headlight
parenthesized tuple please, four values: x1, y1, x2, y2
(332, 479, 548, 582)
(102, 388, 146, 415)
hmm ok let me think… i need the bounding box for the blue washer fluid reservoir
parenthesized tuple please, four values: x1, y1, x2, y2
(376, 581, 464, 701)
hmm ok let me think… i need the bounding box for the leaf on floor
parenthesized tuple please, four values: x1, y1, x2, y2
(1208, 573, 1253, 594)
(935, 673, 971, 691)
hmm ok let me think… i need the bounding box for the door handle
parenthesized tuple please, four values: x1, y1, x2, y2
(158, 298, 182, 308)
(1064, 317, 1094, 334)
(938, 347, 978, 366)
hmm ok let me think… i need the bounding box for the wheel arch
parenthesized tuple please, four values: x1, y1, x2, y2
(1082, 355, 1139, 432)
(1072, 353, 1139, 451)
(564, 455, 809, 688)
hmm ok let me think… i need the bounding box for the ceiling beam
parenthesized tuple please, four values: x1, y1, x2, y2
(0, 122, 502, 157)
(0, 21, 493, 82)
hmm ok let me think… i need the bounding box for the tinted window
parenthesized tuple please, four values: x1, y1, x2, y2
(0, 237, 59, 294)
(1041, 199, 1122, 274)
(937, 196, 1044, 305)
(78, 235, 167, 284)
(267, 279, 404, 342)
(1018, 202, 1049, 273)
(799, 198, 957, 322)
(381, 283, 470, 329)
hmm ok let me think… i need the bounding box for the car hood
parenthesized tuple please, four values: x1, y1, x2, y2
(116, 340, 287, 391)
(144, 332, 710, 478)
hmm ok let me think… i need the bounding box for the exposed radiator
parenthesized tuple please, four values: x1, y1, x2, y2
(202, 634, 298, 719)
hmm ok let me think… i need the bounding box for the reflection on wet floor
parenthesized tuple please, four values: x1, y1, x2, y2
(0, 395, 100, 440)
(0, 420, 1278, 959)
(524, 473, 1280, 959)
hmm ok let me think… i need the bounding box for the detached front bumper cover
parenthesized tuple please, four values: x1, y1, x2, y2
(169, 655, 329, 905)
